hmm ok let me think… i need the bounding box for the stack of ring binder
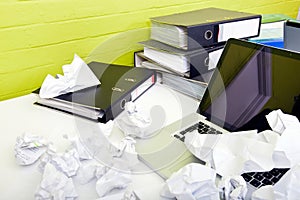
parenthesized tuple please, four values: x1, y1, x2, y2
(135, 7, 262, 101)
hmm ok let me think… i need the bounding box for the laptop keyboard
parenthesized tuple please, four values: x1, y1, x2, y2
(241, 168, 289, 188)
(173, 121, 223, 142)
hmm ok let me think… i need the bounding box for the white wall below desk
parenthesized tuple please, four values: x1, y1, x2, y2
(0, 83, 199, 200)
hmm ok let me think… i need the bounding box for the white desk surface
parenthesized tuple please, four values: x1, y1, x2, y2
(0, 83, 199, 200)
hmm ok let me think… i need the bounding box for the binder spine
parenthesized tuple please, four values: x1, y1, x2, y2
(131, 74, 156, 101)
(102, 71, 156, 123)
(189, 51, 210, 77)
(188, 24, 219, 49)
(102, 93, 132, 123)
(187, 16, 261, 49)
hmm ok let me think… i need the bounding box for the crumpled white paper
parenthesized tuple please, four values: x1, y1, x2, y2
(112, 136, 139, 169)
(113, 136, 137, 157)
(15, 133, 48, 166)
(266, 109, 300, 134)
(116, 101, 153, 139)
(63, 134, 93, 160)
(96, 185, 137, 200)
(16, 133, 130, 199)
(252, 163, 300, 200)
(184, 130, 276, 177)
(273, 129, 300, 167)
(185, 110, 300, 176)
(218, 175, 248, 200)
(75, 162, 108, 185)
(98, 120, 115, 137)
(76, 163, 98, 185)
(96, 167, 132, 198)
(265, 109, 300, 168)
(39, 144, 81, 178)
(160, 163, 219, 200)
(35, 162, 78, 200)
(251, 185, 274, 200)
(39, 54, 100, 98)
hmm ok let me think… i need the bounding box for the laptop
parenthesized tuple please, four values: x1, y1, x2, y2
(135, 38, 300, 197)
(284, 19, 300, 52)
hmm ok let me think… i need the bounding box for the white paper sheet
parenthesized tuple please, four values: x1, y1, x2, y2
(273, 164, 300, 199)
(63, 134, 93, 160)
(184, 130, 276, 177)
(39, 54, 100, 98)
(96, 186, 137, 200)
(252, 163, 300, 200)
(112, 136, 140, 169)
(267, 109, 300, 167)
(160, 163, 219, 200)
(74, 160, 109, 185)
(15, 133, 48, 166)
(38, 145, 81, 178)
(35, 162, 78, 200)
(96, 167, 132, 198)
(185, 110, 300, 173)
(251, 185, 274, 200)
(218, 175, 248, 200)
(98, 120, 115, 137)
(266, 109, 300, 134)
(272, 128, 300, 167)
(116, 101, 153, 139)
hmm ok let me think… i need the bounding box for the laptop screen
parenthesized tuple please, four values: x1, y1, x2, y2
(199, 38, 300, 132)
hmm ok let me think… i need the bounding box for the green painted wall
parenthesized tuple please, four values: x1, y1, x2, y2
(1, 0, 299, 100)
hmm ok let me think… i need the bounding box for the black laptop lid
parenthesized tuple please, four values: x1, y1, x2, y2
(199, 38, 300, 132)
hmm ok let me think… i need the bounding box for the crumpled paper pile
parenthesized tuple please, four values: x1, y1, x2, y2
(184, 109, 300, 177)
(183, 109, 300, 199)
(15, 131, 138, 200)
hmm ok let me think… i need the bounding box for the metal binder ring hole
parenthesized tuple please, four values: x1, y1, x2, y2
(120, 99, 126, 109)
(204, 57, 209, 66)
(204, 30, 213, 40)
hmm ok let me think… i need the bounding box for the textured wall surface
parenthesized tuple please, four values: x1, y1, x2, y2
(1, 0, 299, 100)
